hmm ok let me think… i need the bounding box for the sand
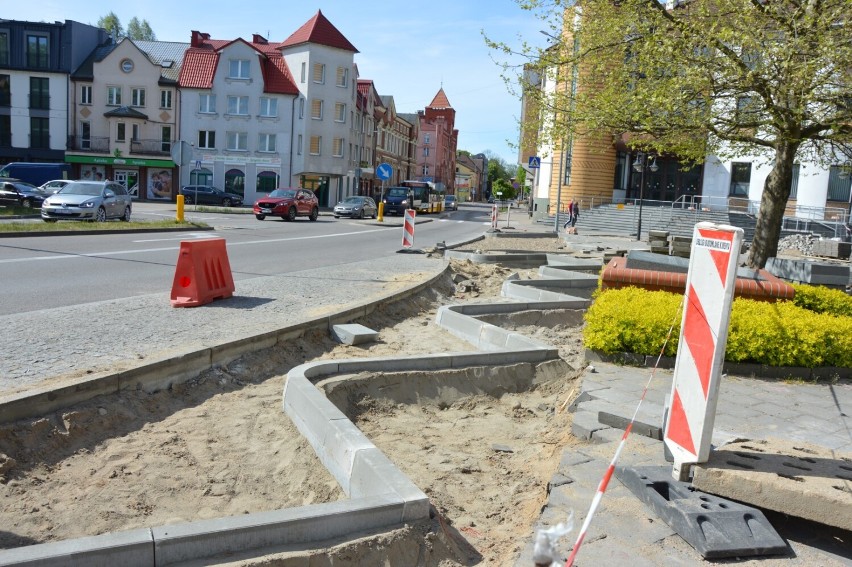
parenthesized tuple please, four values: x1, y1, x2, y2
(0, 237, 587, 565)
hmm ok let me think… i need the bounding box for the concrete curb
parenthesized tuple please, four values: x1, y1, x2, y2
(0, 225, 215, 238)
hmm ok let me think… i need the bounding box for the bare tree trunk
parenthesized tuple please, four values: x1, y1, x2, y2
(747, 143, 798, 269)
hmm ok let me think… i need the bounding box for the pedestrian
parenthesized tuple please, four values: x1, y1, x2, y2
(571, 200, 579, 227)
(563, 199, 574, 230)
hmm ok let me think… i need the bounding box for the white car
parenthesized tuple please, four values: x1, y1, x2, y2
(39, 179, 73, 195)
(444, 195, 458, 211)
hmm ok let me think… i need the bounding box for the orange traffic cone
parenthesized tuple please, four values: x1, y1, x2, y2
(170, 239, 235, 307)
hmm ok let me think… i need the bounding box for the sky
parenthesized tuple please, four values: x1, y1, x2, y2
(7, 1, 554, 166)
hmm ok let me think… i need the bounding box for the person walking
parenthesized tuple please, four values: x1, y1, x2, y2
(570, 200, 579, 227)
(563, 199, 574, 231)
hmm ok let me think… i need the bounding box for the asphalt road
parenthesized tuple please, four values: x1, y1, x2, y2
(0, 202, 494, 316)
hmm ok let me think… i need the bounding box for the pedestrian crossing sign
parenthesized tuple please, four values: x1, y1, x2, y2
(528, 156, 541, 169)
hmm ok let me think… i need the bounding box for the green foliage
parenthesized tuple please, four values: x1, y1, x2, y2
(126, 17, 156, 41)
(584, 287, 852, 368)
(790, 283, 852, 317)
(492, 178, 517, 200)
(97, 12, 124, 38)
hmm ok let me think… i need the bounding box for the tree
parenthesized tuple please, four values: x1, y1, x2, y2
(97, 12, 124, 39)
(490, 0, 852, 268)
(126, 17, 156, 41)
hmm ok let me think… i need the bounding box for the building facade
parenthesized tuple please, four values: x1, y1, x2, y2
(0, 19, 108, 166)
(416, 89, 458, 193)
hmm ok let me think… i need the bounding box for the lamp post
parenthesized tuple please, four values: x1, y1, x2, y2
(632, 152, 659, 241)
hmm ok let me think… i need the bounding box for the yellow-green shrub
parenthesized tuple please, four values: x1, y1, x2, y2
(584, 287, 852, 368)
(791, 283, 852, 317)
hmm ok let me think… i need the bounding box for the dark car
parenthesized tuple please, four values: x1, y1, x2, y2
(333, 196, 378, 219)
(41, 181, 132, 222)
(0, 179, 46, 209)
(253, 188, 319, 221)
(180, 185, 243, 207)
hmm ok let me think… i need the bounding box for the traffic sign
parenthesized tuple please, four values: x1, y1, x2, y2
(528, 156, 541, 169)
(376, 162, 392, 181)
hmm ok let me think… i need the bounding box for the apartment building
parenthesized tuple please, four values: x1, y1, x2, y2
(0, 19, 108, 165)
(67, 37, 189, 198)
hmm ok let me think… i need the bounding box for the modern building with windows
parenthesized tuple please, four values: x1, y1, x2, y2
(0, 19, 108, 165)
(67, 37, 189, 199)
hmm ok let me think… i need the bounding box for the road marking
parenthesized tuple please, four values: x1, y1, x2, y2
(132, 233, 217, 242)
(0, 228, 392, 265)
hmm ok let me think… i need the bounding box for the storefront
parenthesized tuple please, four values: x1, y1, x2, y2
(65, 155, 177, 201)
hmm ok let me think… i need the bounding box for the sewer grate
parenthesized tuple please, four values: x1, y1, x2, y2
(616, 465, 789, 559)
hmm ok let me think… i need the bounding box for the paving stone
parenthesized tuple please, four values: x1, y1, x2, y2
(571, 410, 610, 441)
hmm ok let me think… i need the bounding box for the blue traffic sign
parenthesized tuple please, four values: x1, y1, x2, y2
(376, 162, 392, 181)
(528, 156, 541, 169)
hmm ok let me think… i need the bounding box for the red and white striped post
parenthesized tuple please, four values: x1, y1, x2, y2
(491, 204, 498, 230)
(402, 209, 416, 249)
(664, 222, 744, 481)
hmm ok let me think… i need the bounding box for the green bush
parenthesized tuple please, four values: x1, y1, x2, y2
(790, 283, 852, 317)
(584, 286, 852, 368)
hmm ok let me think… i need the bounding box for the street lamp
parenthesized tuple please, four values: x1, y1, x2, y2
(632, 152, 659, 241)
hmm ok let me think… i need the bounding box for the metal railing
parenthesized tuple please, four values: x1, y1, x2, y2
(130, 139, 173, 155)
(67, 135, 110, 152)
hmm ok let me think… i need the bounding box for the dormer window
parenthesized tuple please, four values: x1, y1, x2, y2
(229, 59, 250, 79)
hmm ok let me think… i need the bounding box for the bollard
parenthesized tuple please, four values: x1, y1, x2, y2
(176, 194, 185, 222)
(377, 201, 384, 222)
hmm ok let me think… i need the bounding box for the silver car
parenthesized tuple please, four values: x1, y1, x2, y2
(41, 181, 132, 223)
(333, 196, 378, 219)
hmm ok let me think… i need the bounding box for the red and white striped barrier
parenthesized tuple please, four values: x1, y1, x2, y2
(402, 209, 416, 248)
(490, 204, 498, 229)
(664, 222, 744, 481)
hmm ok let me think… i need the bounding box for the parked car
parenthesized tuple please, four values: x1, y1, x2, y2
(253, 188, 319, 221)
(444, 195, 458, 211)
(333, 196, 377, 219)
(0, 179, 47, 208)
(41, 181, 132, 222)
(180, 185, 243, 207)
(39, 179, 73, 195)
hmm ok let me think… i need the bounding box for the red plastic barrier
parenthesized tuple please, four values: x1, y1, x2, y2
(170, 239, 235, 307)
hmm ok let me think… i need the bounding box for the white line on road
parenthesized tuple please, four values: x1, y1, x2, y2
(0, 228, 393, 265)
(132, 233, 220, 242)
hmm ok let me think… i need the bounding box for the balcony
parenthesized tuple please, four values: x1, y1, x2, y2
(130, 139, 172, 156)
(67, 135, 110, 153)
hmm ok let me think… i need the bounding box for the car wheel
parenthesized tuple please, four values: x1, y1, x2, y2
(255, 214, 265, 221)
(309, 207, 319, 222)
(334, 215, 340, 219)
(43, 218, 57, 223)
(120, 206, 131, 222)
(222, 198, 232, 207)
(359, 209, 366, 219)
(287, 207, 297, 221)
(372, 210, 377, 219)
(21, 199, 32, 209)
(95, 207, 107, 222)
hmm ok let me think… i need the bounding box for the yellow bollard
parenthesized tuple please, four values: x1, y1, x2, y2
(176, 194, 185, 222)
(378, 201, 384, 222)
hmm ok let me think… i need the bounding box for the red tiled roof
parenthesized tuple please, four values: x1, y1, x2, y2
(429, 88, 452, 109)
(179, 36, 297, 95)
(280, 10, 358, 53)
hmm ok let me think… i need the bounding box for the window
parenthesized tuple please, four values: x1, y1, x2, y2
(225, 169, 245, 196)
(131, 88, 145, 107)
(827, 165, 852, 202)
(258, 133, 276, 152)
(257, 171, 278, 193)
(229, 59, 250, 79)
(297, 134, 302, 155)
(422, 165, 429, 176)
(131, 124, 140, 141)
(26, 34, 48, 68)
(332, 137, 343, 157)
(161, 126, 172, 153)
(312, 63, 325, 84)
(424, 134, 430, 144)
(80, 121, 91, 149)
(299, 98, 305, 118)
(309, 135, 321, 155)
(0, 115, 10, 147)
(259, 97, 278, 117)
(729, 162, 751, 196)
(107, 86, 121, 106)
(30, 117, 49, 148)
(0, 74, 8, 106)
(788, 164, 801, 199)
(423, 147, 430, 157)
(199, 93, 216, 113)
(81, 84, 92, 105)
(334, 102, 345, 122)
(227, 95, 248, 115)
(336, 66, 347, 87)
(190, 168, 213, 185)
(227, 131, 247, 151)
(0, 32, 8, 66)
(116, 122, 126, 142)
(198, 130, 215, 149)
(300, 62, 306, 83)
(160, 89, 172, 109)
(311, 99, 323, 120)
(29, 77, 49, 110)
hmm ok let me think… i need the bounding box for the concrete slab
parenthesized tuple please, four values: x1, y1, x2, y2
(0, 528, 153, 567)
(692, 438, 852, 531)
(331, 323, 379, 345)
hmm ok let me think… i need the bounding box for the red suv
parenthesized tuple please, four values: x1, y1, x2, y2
(253, 188, 319, 221)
